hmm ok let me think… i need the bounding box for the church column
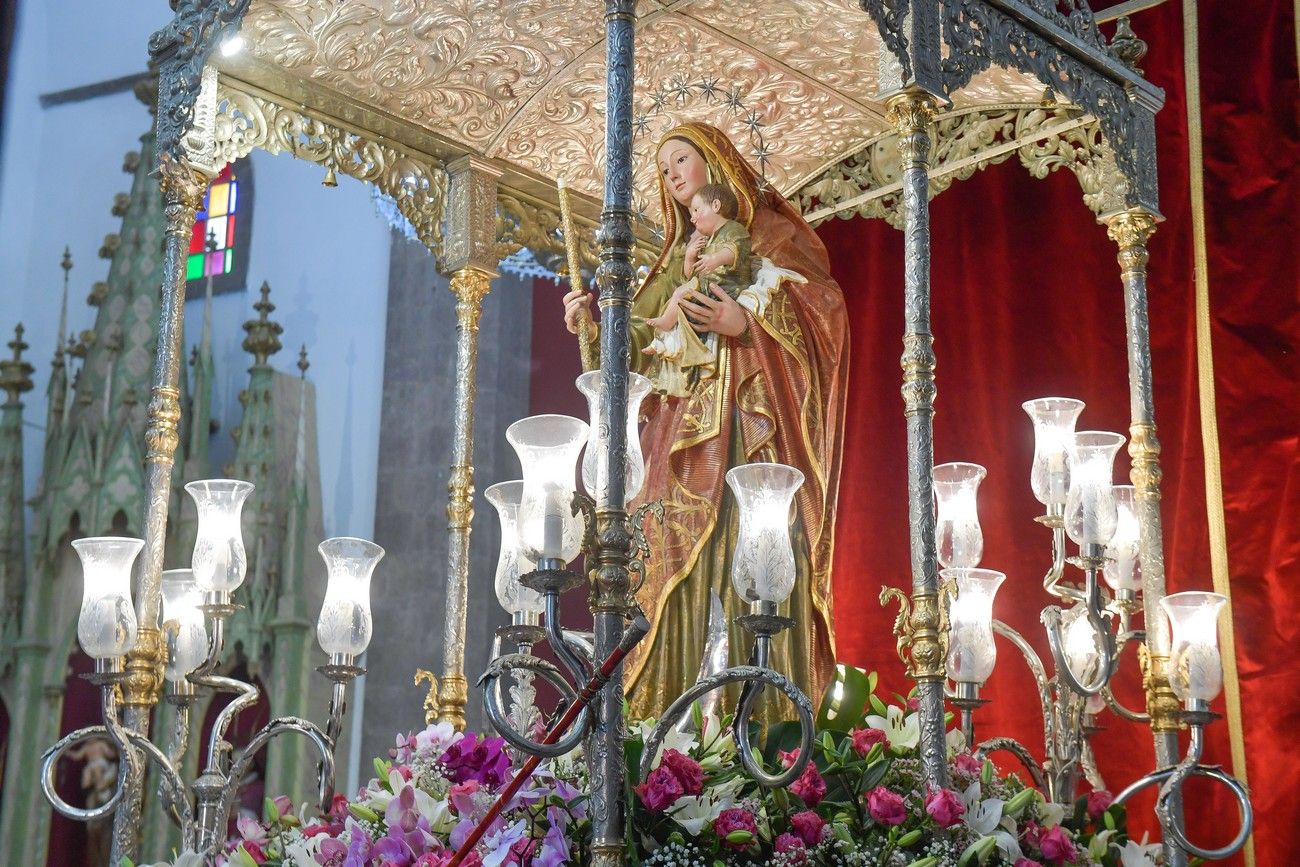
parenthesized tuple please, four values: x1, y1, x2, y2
(435, 156, 502, 730)
(590, 0, 636, 862)
(1105, 209, 1187, 867)
(885, 88, 951, 793)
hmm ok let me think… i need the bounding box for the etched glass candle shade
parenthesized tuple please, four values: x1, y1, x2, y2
(1103, 485, 1142, 593)
(485, 481, 542, 621)
(73, 537, 143, 659)
(933, 462, 986, 568)
(316, 537, 384, 658)
(1062, 604, 1104, 684)
(577, 371, 651, 506)
(943, 567, 1005, 685)
(1022, 397, 1085, 508)
(1064, 432, 1126, 546)
(161, 569, 208, 682)
(508, 415, 589, 564)
(726, 462, 804, 606)
(1161, 591, 1229, 703)
(185, 479, 254, 593)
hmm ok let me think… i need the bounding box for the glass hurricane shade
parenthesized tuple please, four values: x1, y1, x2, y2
(933, 462, 985, 568)
(1064, 432, 1126, 546)
(161, 569, 208, 682)
(1062, 604, 1104, 683)
(1161, 591, 1228, 703)
(507, 415, 589, 563)
(72, 536, 143, 659)
(943, 567, 1005, 685)
(726, 463, 803, 605)
(1103, 485, 1141, 592)
(316, 537, 384, 657)
(1022, 398, 1085, 507)
(577, 371, 651, 505)
(185, 479, 254, 592)
(485, 481, 542, 617)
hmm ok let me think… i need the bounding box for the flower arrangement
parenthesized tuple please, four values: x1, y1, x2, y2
(134, 668, 1161, 867)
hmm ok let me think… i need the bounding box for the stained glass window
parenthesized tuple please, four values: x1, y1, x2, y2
(187, 164, 239, 281)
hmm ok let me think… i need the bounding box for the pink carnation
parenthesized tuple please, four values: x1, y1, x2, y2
(659, 748, 705, 796)
(713, 807, 759, 849)
(849, 727, 889, 756)
(1086, 789, 1114, 820)
(789, 761, 827, 807)
(635, 765, 685, 812)
(867, 786, 908, 826)
(1038, 825, 1078, 863)
(789, 809, 827, 846)
(953, 752, 983, 776)
(925, 787, 966, 828)
(774, 832, 808, 861)
(779, 747, 801, 769)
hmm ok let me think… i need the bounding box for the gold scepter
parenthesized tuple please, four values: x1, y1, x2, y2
(557, 177, 598, 372)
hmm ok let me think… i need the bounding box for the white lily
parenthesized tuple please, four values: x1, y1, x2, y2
(1037, 798, 1067, 828)
(1118, 833, 1163, 866)
(1088, 828, 1118, 860)
(864, 705, 920, 751)
(139, 852, 206, 867)
(992, 827, 1024, 862)
(414, 786, 457, 835)
(946, 727, 967, 758)
(666, 774, 744, 835)
(635, 717, 699, 767)
(960, 781, 1004, 836)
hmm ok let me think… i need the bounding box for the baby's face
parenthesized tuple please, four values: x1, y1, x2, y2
(689, 195, 724, 234)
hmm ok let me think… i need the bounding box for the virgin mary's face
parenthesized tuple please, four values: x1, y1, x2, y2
(657, 139, 709, 206)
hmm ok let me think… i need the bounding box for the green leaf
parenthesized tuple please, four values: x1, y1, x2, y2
(763, 720, 805, 763)
(817, 664, 876, 730)
(231, 846, 259, 867)
(869, 694, 889, 718)
(691, 700, 705, 734)
(263, 795, 281, 824)
(118, 859, 135, 867)
(860, 759, 890, 792)
(865, 742, 885, 765)
(724, 830, 754, 844)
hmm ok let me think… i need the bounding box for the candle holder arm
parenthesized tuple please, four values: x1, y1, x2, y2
(481, 653, 590, 758)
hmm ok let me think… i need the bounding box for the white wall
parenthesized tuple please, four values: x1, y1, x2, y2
(0, 2, 392, 540)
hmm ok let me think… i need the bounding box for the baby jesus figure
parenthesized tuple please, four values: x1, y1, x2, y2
(642, 183, 755, 395)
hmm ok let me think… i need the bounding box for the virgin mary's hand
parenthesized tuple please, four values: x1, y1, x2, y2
(679, 284, 747, 338)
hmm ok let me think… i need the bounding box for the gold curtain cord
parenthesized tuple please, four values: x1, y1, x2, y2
(1181, 1, 1254, 863)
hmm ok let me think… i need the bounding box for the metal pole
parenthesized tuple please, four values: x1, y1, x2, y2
(1106, 209, 1186, 867)
(886, 90, 950, 792)
(437, 267, 493, 730)
(110, 155, 209, 865)
(590, 0, 636, 863)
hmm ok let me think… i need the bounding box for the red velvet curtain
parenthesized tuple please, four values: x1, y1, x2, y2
(820, 1, 1297, 862)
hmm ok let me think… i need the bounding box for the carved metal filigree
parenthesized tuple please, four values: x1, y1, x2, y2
(938, 0, 1162, 211)
(796, 104, 1128, 227)
(211, 82, 448, 261)
(148, 0, 252, 165)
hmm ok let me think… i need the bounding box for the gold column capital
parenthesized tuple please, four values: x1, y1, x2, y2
(449, 267, 493, 311)
(157, 153, 210, 213)
(1129, 421, 1164, 500)
(1105, 209, 1159, 273)
(885, 90, 939, 133)
(120, 627, 166, 710)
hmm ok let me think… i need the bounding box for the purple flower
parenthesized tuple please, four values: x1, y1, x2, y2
(849, 727, 889, 756)
(659, 749, 704, 796)
(236, 814, 268, 846)
(534, 806, 571, 867)
(925, 788, 966, 828)
(635, 765, 685, 812)
(1038, 826, 1077, 863)
(867, 786, 908, 826)
(789, 761, 827, 807)
(344, 819, 373, 867)
(314, 838, 347, 867)
(439, 733, 512, 789)
(713, 807, 759, 850)
(1086, 789, 1114, 820)
(789, 809, 827, 846)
